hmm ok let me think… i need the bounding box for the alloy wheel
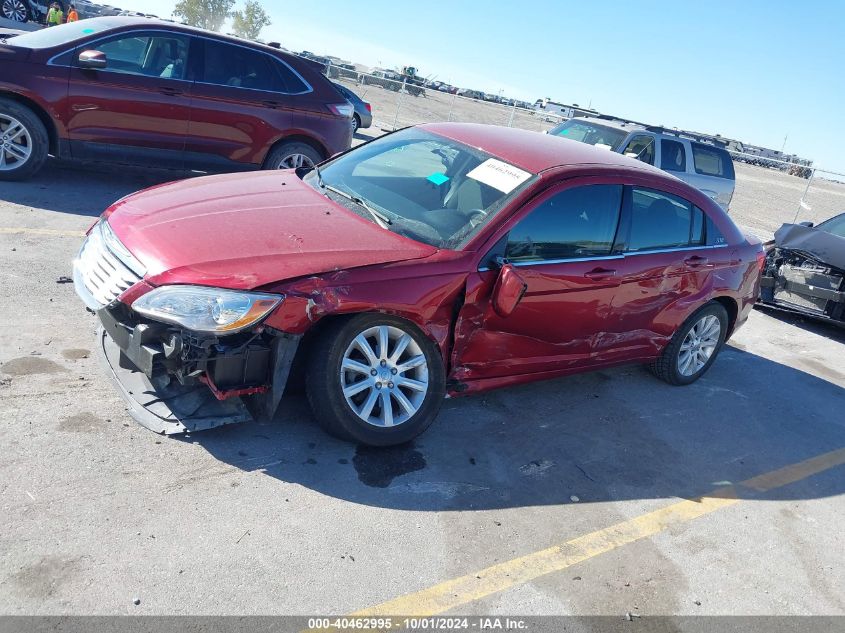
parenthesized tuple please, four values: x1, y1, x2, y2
(351, 116, 359, 133)
(276, 153, 315, 170)
(677, 314, 721, 377)
(1, 0, 27, 21)
(0, 114, 33, 171)
(339, 325, 430, 428)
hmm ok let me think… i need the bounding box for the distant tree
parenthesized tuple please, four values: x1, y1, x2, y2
(173, 0, 234, 32)
(231, 0, 271, 40)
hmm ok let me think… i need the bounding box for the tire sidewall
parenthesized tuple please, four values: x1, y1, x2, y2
(312, 314, 446, 446)
(667, 303, 729, 385)
(264, 141, 322, 171)
(0, 98, 48, 181)
(352, 114, 360, 133)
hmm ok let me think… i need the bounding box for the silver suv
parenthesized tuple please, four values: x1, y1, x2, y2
(546, 117, 736, 211)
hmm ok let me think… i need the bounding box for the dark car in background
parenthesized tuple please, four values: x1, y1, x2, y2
(2, 0, 120, 23)
(333, 82, 372, 132)
(0, 17, 353, 180)
(759, 212, 845, 326)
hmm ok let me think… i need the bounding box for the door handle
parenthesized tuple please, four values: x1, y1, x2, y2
(584, 267, 617, 280)
(684, 256, 710, 268)
(158, 87, 183, 96)
(262, 100, 283, 109)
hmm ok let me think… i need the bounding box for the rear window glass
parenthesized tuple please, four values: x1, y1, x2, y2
(692, 143, 735, 180)
(202, 40, 281, 92)
(274, 58, 309, 93)
(628, 188, 696, 252)
(661, 139, 687, 172)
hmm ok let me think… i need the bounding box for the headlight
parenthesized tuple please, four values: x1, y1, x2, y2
(132, 286, 282, 334)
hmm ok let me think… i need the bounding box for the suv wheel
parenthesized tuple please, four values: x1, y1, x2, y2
(1, 0, 29, 21)
(264, 141, 323, 171)
(649, 302, 729, 385)
(0, 98, 49, 182)
(306, 314, 446, 446)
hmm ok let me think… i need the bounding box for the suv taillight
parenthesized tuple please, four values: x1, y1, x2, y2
(328, 103, 354, 117)
(365, 103, 372, 113)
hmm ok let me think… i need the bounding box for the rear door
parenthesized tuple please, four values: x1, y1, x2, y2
(451, 181, 625, 380)
(66, 29, 191, 167)
(185, 38, 307, 170)
(599, 185, 730, 361)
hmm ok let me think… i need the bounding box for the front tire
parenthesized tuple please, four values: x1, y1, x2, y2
(0, 98, 48, 181)
(306, 314, 446, 446)
(649, 302, 728, 386)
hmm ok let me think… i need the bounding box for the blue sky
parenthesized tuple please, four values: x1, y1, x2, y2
(120, 0, 843, 172)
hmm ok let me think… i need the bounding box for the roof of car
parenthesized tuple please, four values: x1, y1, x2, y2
(574, 117, 647, 132)
(421, 122, 667, 175)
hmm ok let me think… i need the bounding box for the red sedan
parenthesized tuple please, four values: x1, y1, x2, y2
(73, 123, 764, 446)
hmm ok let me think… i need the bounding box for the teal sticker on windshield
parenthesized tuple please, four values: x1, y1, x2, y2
(559, 129, 570, 135)
(82, 28, 95, 33)
(428, 173, 449, 186)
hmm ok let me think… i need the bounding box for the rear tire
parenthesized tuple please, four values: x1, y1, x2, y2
(0, 98, 48, 182)
(306, 314, 446, 446)
(351, 114, 360, 134)
(263, 141, 323, 171)
(649, 302, 728, 386)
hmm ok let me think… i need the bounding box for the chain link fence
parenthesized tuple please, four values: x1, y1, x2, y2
(322, 61, 842, 239)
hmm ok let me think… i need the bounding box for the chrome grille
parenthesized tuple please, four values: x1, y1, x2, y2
(73, 221, 144, 310)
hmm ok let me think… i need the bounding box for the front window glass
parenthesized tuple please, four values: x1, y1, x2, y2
(548, 120, 628, 151)
(505, 185, 623, 262)
(307, 128, 537, 249)
(622, 135, 655, 165)
(81, 34, 189, 79)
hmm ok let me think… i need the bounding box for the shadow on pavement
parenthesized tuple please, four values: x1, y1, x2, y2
(0, 159, 189, 217)
(181, 346, 845, 511)
(754, 304, 845, 343)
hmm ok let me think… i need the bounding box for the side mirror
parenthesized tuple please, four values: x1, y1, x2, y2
(491, 263, 528, 318)
(798, 221, 814, 228)
(78, 50, 108, 69)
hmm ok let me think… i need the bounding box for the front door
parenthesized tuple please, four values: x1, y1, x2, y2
(452, 182, 625, 382)
(67, 30, 192, 168)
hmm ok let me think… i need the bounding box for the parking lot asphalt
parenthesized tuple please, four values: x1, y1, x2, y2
(1, 161, 844, 616)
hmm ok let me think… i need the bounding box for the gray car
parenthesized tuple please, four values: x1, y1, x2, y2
(547, 117, 736, 211)
(333, 82, 372, 133)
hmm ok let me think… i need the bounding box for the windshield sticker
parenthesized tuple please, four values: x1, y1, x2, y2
(427, 173, 449, 186)
(467, 159, 531, 194)
(595, 143, 613, 150)
(559, 129, 570, 135)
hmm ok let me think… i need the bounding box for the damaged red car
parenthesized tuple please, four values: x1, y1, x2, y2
(73, 123, 763, 446)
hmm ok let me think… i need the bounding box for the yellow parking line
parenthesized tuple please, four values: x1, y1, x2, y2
(346, 446, 845, 619)
(0, 227, 86, 237)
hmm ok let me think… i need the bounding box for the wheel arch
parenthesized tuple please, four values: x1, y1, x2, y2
(0, 91, 60, 155)
(711, 295, 739, 339)
(262, 133, 329, 168)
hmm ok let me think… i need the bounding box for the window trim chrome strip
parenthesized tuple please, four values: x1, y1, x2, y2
(47, 28, 314, 96)
(477, 244, 729, 272)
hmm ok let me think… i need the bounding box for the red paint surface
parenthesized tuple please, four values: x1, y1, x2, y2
(99, 124, 761, 395)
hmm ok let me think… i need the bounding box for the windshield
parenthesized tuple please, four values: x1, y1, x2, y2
(305, 128, 536, 249)
(817, 213, 845, 238)
(549, 120, 629, 151)
(7, 18, 122, 48)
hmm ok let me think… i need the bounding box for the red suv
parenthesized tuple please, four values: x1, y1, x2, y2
(73, 123, 764, 446)
(0, 17, 353, 180)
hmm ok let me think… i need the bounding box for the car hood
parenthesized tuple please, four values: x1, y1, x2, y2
(774, 222, 845, 271)
(105, 171, 437, 289)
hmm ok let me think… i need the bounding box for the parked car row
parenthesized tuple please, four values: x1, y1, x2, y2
(0, 17, 356, 180)
(1, 0, 120, 23)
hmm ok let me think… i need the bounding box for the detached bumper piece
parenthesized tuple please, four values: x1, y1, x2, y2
(96, 305, 300, 434)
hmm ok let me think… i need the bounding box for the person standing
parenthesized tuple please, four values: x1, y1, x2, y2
(45, 2, 63, 26)
(66, 4, 79, 22)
